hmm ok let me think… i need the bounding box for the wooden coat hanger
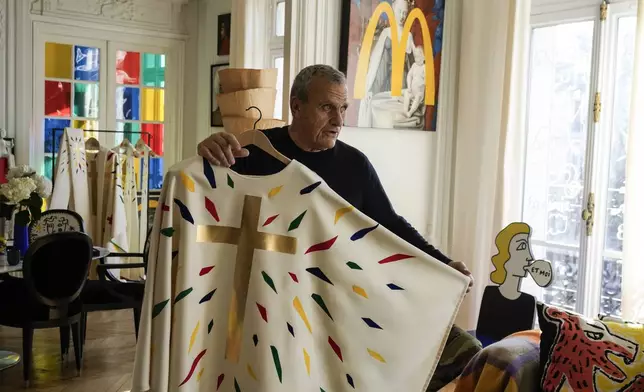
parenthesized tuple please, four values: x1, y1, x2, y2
(85, 136, 100, 153)
(237, 106, 290, 165)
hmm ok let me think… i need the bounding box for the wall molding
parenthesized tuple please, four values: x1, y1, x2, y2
(29, 0, 187, 34)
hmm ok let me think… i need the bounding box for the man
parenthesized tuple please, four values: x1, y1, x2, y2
(198, 64, 481, 391)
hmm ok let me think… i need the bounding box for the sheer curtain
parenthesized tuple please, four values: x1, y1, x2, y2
(449, 0, 531, 330)
(621, 0, 644, 323)
(229, 0, 270, 68)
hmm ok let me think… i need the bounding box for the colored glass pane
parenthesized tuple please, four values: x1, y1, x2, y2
(73, 120, 99, 140)
(44, 118, 70, 154)
(45, 81, 72, 116)
(116, 122, 141, 144)
(149, 157, 164, 190)
(74, 45, 100, 81)
(116, 87, 140, 120)
(116, 50, 140, 85)
(44, 156, 54, 180)
(141, 88, 164, 122)
(141, 123, 164, 155)
(142, 53, 165, 87)
(45, 42, 72, 79)
(73, 83, 99, 118)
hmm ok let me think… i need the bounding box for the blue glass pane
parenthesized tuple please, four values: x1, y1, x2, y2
(74, 46, 99, 81)
(116, 87, 140, 120)
(44, 118, 71, 154)
(149, 157, 163, 190)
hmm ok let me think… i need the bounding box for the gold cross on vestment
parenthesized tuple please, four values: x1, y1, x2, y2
(197, 195, 297, 363)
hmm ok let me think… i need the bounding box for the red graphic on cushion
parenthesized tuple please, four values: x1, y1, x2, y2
(542, 307, 639, 392)
(621, 375, 644, 392)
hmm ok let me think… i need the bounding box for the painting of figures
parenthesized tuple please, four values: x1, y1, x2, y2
(339, 0, 445, 131)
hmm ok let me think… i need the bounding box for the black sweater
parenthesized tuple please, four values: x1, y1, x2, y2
(230, 126, 452, 264)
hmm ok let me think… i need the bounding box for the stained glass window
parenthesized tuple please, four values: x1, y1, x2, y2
(43, 42, 101, 179)
(45, 81, 72, 116)
(116, 51, 140, 85)
(73, 83, 99, 118)
(74, 45, 100, 81)
(45, 43, 72, 79)
(115, 50, 166, 189)
(116, 87, 140, 120)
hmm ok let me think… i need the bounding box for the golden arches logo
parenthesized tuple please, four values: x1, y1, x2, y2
(354, 2, 436, 106)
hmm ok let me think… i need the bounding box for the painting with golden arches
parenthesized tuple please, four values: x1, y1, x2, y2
(339, 0, 445, 131)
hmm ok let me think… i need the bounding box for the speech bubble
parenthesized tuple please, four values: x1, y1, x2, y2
(524, 259, 554, 288)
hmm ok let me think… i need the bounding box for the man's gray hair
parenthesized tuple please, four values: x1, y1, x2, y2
(290, 64, 347, 102)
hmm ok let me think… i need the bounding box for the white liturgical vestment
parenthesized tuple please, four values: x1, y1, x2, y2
(132, 156, 468, 392)
(49, 128, 91, 230)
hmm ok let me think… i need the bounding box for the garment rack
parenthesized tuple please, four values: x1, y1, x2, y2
(50, 128, 154, 256)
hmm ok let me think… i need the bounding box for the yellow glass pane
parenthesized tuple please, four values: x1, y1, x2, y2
(141, 88, 164, 122)
(45, 42, 72, 79)
(73, 120, 99, 140)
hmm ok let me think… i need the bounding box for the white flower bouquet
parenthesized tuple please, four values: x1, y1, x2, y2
(0, 165, 52, 225)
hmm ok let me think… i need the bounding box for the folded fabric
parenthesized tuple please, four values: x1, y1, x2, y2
(132, 156, 468, 392)
(454, 330, 541, 392)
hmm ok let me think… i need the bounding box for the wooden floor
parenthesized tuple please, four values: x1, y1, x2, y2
(0, 310, 136, 391)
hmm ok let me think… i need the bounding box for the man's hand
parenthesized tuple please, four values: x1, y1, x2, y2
(197, 133, 249, 167)
(448, 261, 474, 293)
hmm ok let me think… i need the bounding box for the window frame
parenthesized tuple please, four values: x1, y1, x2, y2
(269, 0, 286, 120)
(521, 0, 638, 318)
(31, 21, 184, 180)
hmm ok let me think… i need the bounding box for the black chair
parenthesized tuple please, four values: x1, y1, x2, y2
(27, 209, 86, 362)
(80, 228, 151, 343)
(29, 209, 84, 244)
(0, 231, 93, 385)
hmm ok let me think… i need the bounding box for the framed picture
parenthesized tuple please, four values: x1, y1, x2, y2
(218, 13, 232, 56)
(339, 0, 445, 131)
(211, 63, 229, 127)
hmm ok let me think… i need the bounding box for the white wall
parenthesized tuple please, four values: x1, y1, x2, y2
(339, 128, 436, 239)
(182, 0, 232, 160)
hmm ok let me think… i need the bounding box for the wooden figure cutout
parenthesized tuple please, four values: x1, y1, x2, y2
(476, 222, 554, 345)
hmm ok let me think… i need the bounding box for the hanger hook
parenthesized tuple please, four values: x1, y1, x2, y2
(246, 106, 263, 130)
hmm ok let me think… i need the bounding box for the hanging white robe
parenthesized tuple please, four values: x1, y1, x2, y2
(121, 145, 141, 254)
(132, 156, 468, 392)
(135, 143, 150, 251)
(49, 128, 92, 232)
(86, 147, 129, 279)
(116, 144, 144, 280)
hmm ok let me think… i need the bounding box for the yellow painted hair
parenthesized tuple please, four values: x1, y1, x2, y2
(490, 222, 531, 284)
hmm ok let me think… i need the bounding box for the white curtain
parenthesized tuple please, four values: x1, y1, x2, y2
(229, 0, 270, 68)
(449, 0, 531, 330)
(621, 0, 644, 323)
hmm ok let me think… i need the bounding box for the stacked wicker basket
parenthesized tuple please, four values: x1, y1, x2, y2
(216, 68, 286, 135)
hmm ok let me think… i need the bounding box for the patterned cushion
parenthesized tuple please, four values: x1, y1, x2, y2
(537, 302, 644, 392)
(30, 211, 82, 244)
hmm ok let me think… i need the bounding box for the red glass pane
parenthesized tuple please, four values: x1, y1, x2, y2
(45, 80, 71, 116)
(116, 50, 140, 85)
(141, 123, 163, 156)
